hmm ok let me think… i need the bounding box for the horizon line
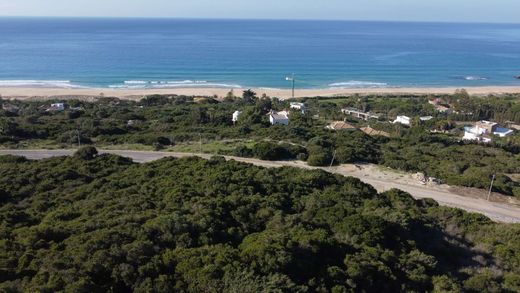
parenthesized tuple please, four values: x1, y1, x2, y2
(0, 15, 519, 25)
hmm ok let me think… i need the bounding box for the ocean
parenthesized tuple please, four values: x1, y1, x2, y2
(0, 17, 519, 89)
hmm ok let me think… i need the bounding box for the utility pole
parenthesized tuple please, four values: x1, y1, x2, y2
(487, 173, 496, 201)
(199, 133, 202, 154)
(329, 150, 336, 168)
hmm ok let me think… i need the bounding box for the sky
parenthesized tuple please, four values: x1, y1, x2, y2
(0, 0, 519, 23)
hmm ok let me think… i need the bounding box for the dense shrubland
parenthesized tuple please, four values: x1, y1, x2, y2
(1, 92, 519, 196)
(1, 152, 520, 292)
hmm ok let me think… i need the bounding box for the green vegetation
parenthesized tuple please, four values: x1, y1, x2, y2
(1, 151, 520, 292)
(1, 92, 519, 196)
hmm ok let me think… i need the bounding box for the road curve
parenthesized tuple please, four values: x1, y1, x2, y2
(1, 149, 520, 224)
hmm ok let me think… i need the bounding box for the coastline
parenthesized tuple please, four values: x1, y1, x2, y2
(1, 86, 520, 100)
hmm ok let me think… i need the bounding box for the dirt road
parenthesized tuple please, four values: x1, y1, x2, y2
(2, 149, 519, 223)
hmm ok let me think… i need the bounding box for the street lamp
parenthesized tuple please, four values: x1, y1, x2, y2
(285, 73, 295, 99)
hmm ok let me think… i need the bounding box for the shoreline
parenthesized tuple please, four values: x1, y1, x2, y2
(1, 86, 520, 100)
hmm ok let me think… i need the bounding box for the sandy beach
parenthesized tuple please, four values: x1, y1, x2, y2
(1, 86, 520, 100)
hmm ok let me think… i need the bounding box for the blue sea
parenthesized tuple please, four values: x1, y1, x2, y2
(0, 17, 520, 89)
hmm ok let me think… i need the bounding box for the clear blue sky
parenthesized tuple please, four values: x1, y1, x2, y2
(1, 0, 519, 23)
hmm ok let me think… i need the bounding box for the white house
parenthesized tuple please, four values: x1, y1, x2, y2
(232, 111, 242, 123)
(290, 102, 305, 114)
(393, 115, 411, 126)
(420, 116, 434, 121)
(463, 120, 514, 143)
(269, 110, 289, 125)
(47, 103, 65, 111)
(463, 126, 492, 143)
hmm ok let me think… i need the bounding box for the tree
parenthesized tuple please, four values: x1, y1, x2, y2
(224, 90, 236, 103)
(432, 275, 461, 293)
(242, 89, 257, 104)
(0, 118, 18, 136)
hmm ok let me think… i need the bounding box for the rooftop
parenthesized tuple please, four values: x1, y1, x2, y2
(326, 121, 356, 130)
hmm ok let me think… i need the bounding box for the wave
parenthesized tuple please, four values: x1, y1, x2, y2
(124, 80, 148, 84)
(328, 80, 389, 88)
(0, 80, 85, 88)
(113, 80, 242, 89)
(124, 80, 209, 85)
(464, 76, 488, 81)
(258, 87, 283, 91)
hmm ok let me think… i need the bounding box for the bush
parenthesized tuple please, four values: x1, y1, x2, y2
(74, 146, 98, 160)
(232, 145, 254, 158)
(251, 142, 305, 161)
(463, 271, 501, 293)
(306, 145, 332, 166)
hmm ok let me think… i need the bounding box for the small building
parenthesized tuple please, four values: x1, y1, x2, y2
(435, 105, 454, 114)
(290, 102, 305, 114)
(463, 120, 514, 142)
(69, 106, 84, 111)
(393, 115, 411, 126)
(428, 98, 443, 106)
(47, 103, 65, 112)
(420, 116, 434, 121)
(126, 120, 143, 126)
(429, 99, 454, 114)
(1, 103, 19, 113)
(269, 110, 289, 125)
(360, 126, 391, 137)
(463, 126, 492, 143)
(232, 111, 242, 123)
(341, 108, 379, 120)
(326, 121, 356, 131)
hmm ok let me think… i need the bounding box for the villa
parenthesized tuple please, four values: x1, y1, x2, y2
(268, 110, 289, 125)
(429, 98, 454, 114)
(463, 120, 514, 142)
(341, 108, 379, 120)
(393, 115, 411, 126)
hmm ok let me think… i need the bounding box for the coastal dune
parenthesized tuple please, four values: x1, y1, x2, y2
(2, 86, 520, 100)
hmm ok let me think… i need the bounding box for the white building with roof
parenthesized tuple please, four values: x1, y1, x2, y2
(420, 116, 434, 121)
(463, 120, 514, 143)
(341, 108, 379, 120)
(269, 110, 289, 125)
(290, 102, 305, 114)
(47, 103, 65, 112)
(393, 115, 411, 126)
(232, 111, 242, 123)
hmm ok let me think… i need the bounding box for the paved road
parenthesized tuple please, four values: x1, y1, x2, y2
(2, 149, 520, 224)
